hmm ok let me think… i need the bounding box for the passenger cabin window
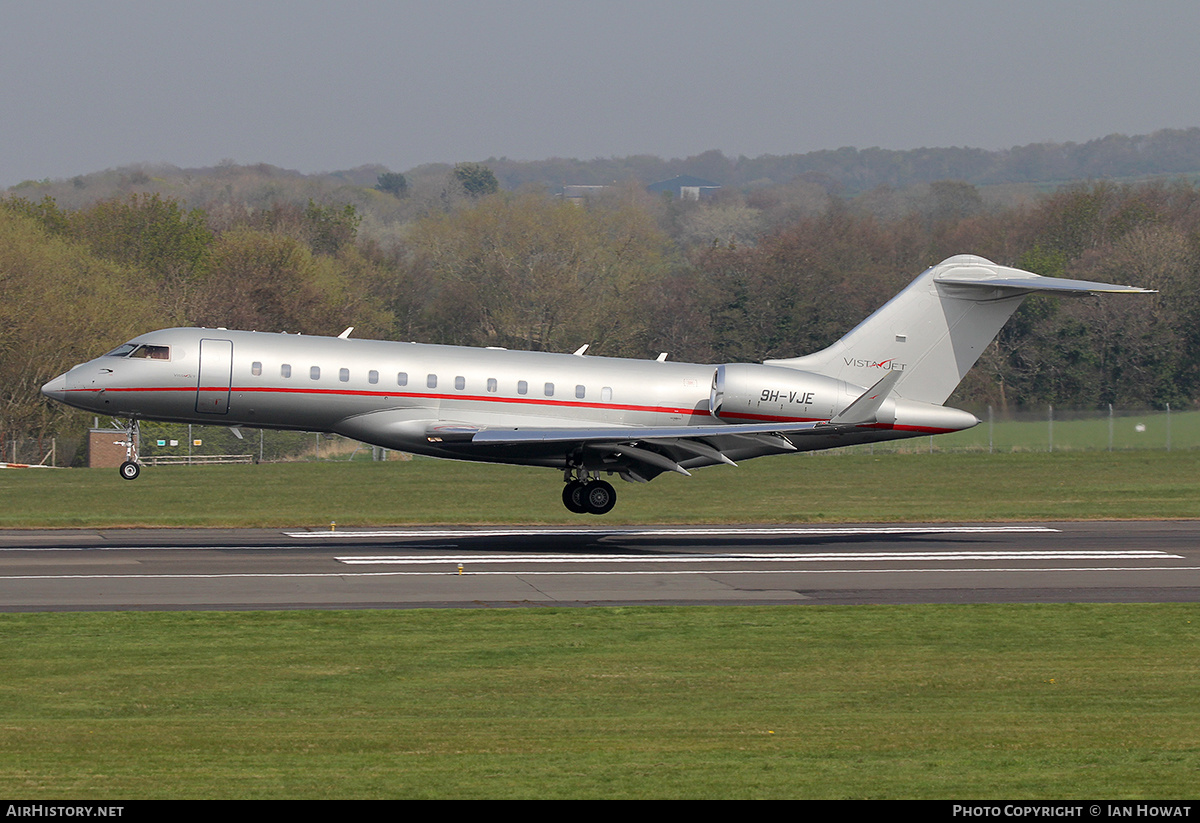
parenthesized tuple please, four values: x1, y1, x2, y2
(397, 372, 408, 387)
(281, 364, 292, 378)
(427, 374, 437, 389)
(368, 370, 379, 384)
(575, 385, 586, 399)
(455, 376, 465, 390)
(517, 380, 528, 395)
(339, 368, 350, 383)
(601, 387, 613, 402)
(251, 362, 262, 376)
(487, 378, 498, 393)
(544, 383, 555, 397)
(310, 366, 321, 380)
(128, 345, 170, 360)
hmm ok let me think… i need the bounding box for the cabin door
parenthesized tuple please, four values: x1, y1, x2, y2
(196, 338, 233, 414)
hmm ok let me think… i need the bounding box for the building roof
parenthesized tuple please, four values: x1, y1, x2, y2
(645, 174, 722, 192)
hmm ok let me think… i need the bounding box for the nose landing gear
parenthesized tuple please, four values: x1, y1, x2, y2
(562, 471, 616, 515)
(115, 419, 141, 480)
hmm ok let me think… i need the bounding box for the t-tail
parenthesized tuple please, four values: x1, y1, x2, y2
(765, 254, 1155, 405)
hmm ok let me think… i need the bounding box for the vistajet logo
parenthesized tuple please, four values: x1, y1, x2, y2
(844, 358, 905, 370)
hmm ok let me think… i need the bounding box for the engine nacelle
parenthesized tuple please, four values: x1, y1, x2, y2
(710, 363, 849, 423)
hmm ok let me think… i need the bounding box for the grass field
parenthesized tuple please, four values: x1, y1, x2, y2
(907, 407, 1200, 453)
(2, 604, 1198, 799)
(3, 451, 1199, 798)
(3, 449, 1200, 527)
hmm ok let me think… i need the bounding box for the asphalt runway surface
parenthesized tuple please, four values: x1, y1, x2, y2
(0, 521, 1198, 611)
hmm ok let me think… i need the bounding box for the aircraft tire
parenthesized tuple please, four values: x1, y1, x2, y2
(562, 481, 588, 514)
(583, 480, 616, 515)
(119, 461, 140, 480)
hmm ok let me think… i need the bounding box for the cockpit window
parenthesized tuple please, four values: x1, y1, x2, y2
(105, 344, 138, 357)
(128, 345, 170, 360)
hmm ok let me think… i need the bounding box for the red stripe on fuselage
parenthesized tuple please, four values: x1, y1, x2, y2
(62, 385, 713, 420)
(61, 385, 961, 434)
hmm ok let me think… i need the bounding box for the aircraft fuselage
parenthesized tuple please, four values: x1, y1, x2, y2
(42, 327, 973, 469)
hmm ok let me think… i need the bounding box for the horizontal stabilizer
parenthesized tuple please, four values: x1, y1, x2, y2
(935, 267, 1155, 295)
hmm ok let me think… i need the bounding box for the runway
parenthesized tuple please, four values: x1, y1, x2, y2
(0, 521, 1198, 611)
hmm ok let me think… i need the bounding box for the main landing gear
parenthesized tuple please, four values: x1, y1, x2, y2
(562, 472, 617, 515)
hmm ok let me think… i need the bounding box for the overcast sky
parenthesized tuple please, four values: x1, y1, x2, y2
(2, 1, 1198, 187)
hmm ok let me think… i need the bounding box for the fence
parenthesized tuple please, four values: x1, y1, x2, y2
(0, 436, 77, 467)
(1, 427, 390, 468)
(134, 423, 394, 464)
(6, 406, 1196, 468)
(118, 406, 1200, 458)
(833, 405, 1196, 454)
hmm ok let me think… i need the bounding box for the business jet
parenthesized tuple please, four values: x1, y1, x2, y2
(41, 255, 1152, 514)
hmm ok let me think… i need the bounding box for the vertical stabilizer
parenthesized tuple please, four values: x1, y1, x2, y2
(764, 255, 1153, 405)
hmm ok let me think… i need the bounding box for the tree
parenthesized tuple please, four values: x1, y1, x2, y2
(451, 162, 499, 197)
(70, 193, 211, 277)
(928, 180, 984, 223)
(303, 200, 361, 256)
(404, 191, 670, 353)
(0, 195, 70, 236)
(69, 193, 212, 324)
(0, 210, 158, 445)
(192, 229, 335, 333)
(375, 172, 408, 198)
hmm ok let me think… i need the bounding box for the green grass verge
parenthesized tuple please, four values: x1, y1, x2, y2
(1, 605, 1197, 799)
(916, 408, 1200, 453)
(3, 450, 1199, 527)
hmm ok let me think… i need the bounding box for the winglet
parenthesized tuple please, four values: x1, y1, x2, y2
(338, 327, 354, 339)
(828, 369, 903, 426)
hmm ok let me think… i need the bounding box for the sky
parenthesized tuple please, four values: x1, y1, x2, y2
(2, 1, 1199, 188)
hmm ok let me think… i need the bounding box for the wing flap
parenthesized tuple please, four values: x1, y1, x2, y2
(590, 443, 692, 476)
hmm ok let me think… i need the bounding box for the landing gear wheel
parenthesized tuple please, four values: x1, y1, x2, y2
(562, 480, 588, 514)
(583, 480, 616, 515)
(116, 419, 141, 480)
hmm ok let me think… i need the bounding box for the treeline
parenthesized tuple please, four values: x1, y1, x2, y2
(18, 128, 1200, 224)
(479, 128, 1200, 195)
(3, 174, 1199, 447)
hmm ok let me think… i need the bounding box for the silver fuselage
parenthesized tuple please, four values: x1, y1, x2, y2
(42, 327, 976, 471)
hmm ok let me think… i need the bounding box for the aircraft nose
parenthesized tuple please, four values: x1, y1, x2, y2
(41, 373, 68, 401)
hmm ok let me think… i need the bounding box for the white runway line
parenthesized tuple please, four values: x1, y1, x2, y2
(335, 550, 1181, 565)
(2, 565, 1199, 582)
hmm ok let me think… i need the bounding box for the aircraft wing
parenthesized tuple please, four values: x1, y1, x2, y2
(466, 420, 844, 479)
(467, 370, 914, 478)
